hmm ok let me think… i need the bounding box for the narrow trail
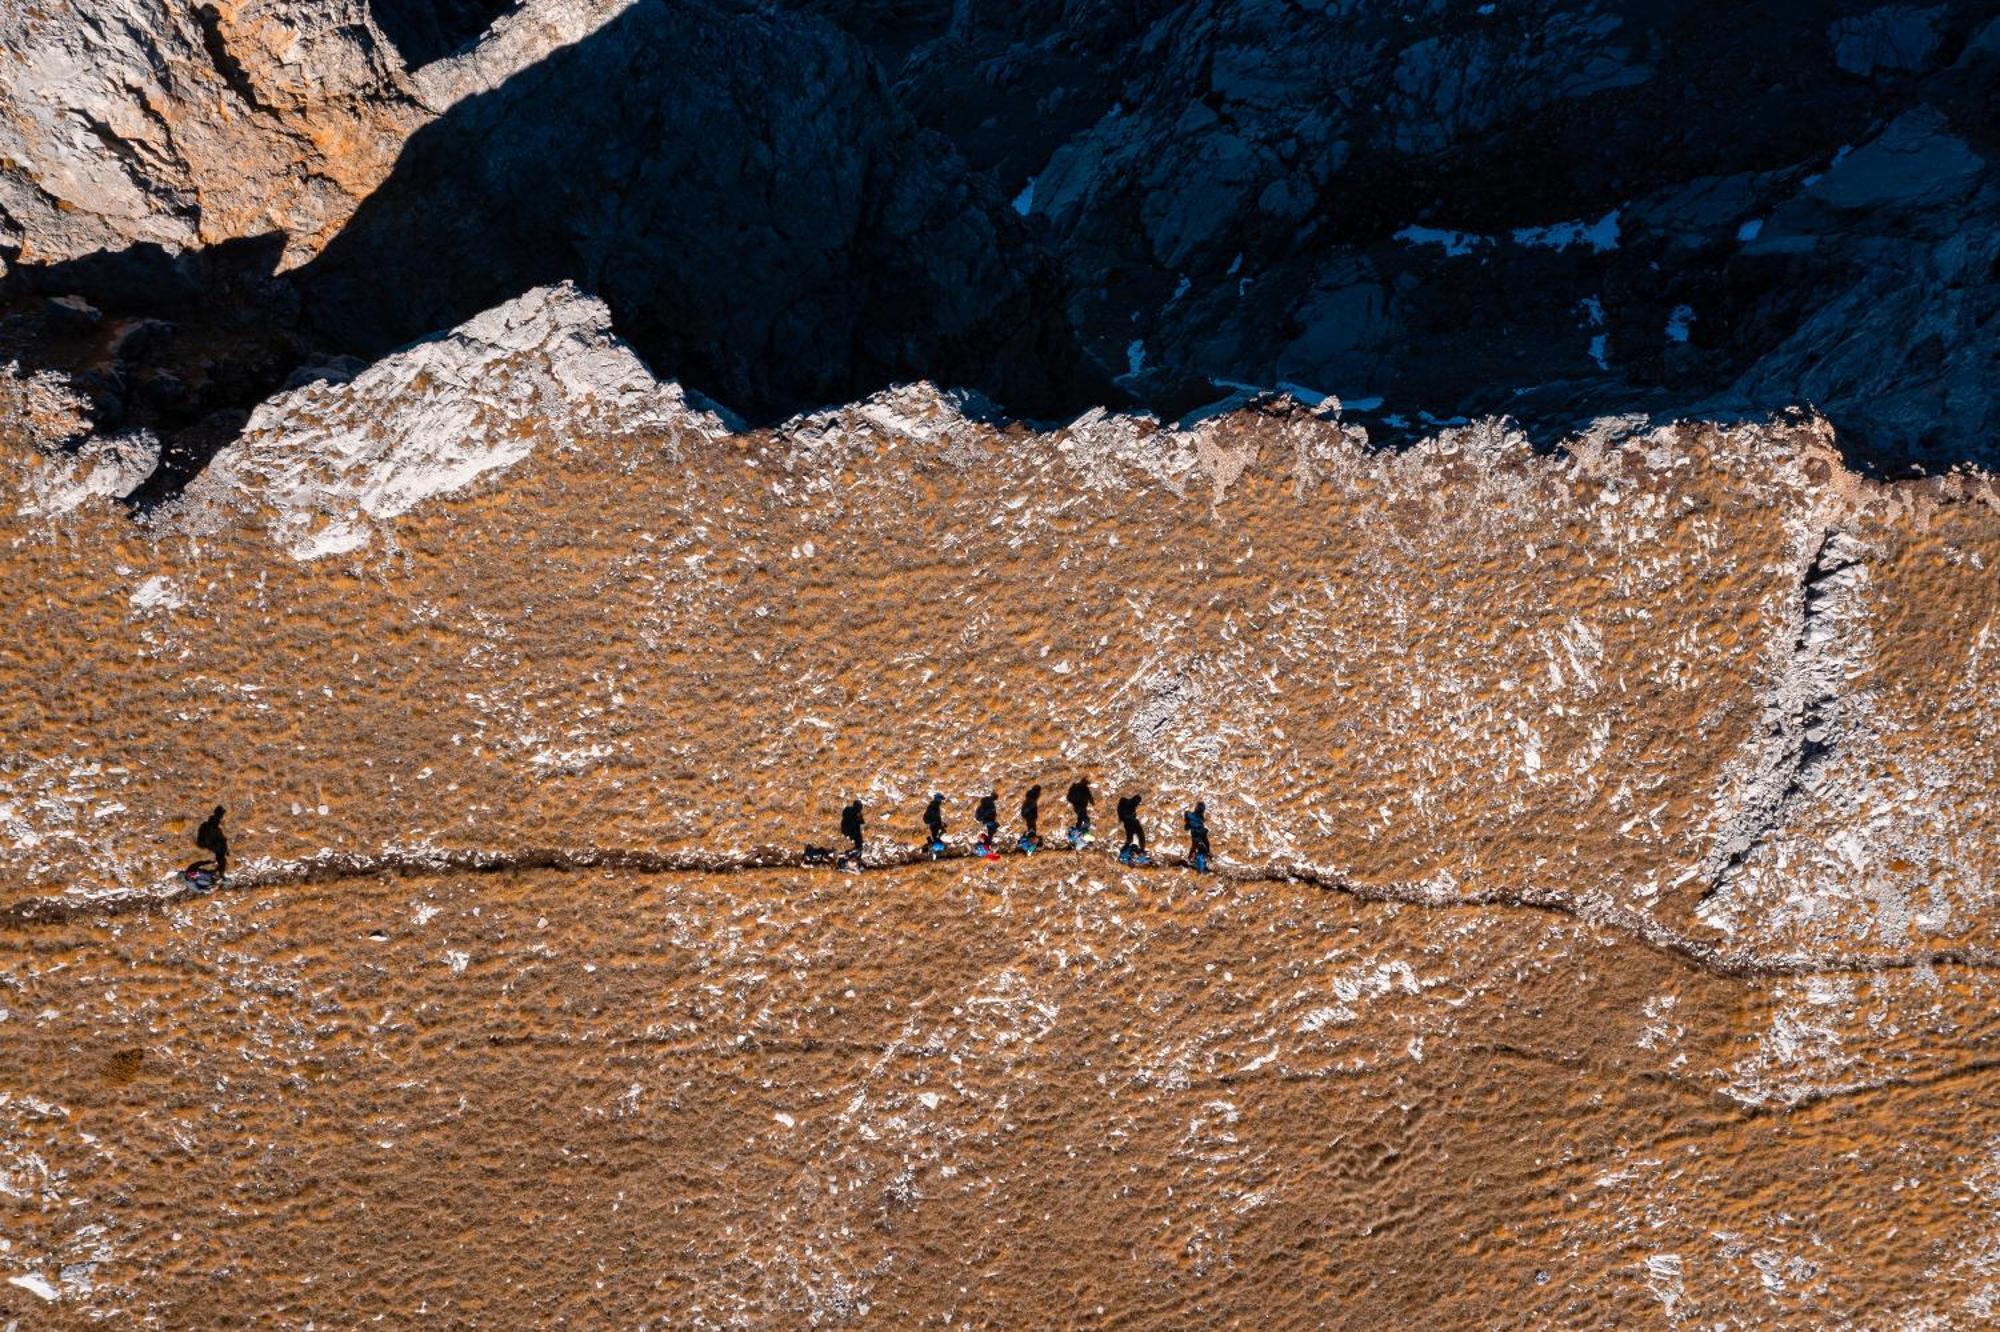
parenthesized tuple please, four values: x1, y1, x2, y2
(6, 841, 1998, 982)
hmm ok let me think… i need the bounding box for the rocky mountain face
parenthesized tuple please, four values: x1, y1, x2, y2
(3, 3, 1998, 1325)
(3, 284, 1998, 1322)
(8, 282, 1996, 961)
(4, 0, 1996, 475)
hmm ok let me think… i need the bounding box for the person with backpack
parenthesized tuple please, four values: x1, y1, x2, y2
(923, 793, 947, 858)
(1017, 784, 1042, 853)
(1065, 777, 1094, 848)
(974, 790, 1000, 855)
(839, 799, 865, 869)
(1183, 800, 1212, 872)
(194, 805, 229, 879)
(1116, 793, 1148, 865)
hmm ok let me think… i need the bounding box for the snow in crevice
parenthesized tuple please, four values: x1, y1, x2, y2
(1395, 209, 1620, 257)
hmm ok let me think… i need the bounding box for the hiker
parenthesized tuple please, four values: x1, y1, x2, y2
(1018, 784, 1042, 851)
(1184, 800, 1212, 871)
(840, 799, 865, 860)
(194, 805, 229, 878)
(1064, 772, 1096, 824)
(1116, 793, 1147, 864)
(971, 790, 1000, 857)
(923, 793, 947, 856)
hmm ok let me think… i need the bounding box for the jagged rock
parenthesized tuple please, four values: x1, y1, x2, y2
(289, 0, 1103, 422)
(42, 294, 101, 331)
(0, 0, 412, 264)
(816, 0, 2000, 465)
(0, 0, 639, 268)
(1831, 4, 1948, 75)
(9, 427, 159, 516)
(181, 282, 734, 557)
(7, 0, 1997, 465)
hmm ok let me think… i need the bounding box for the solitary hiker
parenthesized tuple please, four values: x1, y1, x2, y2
(840, 799, 865, 864)
(1117, 793, 1147, 865)
(1184, 800, 1212, 872)
(194, 805, 229, 879)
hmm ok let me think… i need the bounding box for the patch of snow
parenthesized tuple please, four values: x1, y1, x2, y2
(1645, 1253, 1685, 1316)
(7, 1272, 58, 1302)
(1297, 1005, 1353, 1032)
(529, 743, 614, 776)
(1394, 224, 1487, 256)
(1588, 334, 1610, 370)
(1124, 339, 1146, 378)
(1736, 217, 1765, 241)
(1398, 211, 1619, 257)
(1011, 176, 1036, 216)
(1665, 305, 1696, 343)
(1511, 210, 1621, 253)
(129, 575, 185, 613)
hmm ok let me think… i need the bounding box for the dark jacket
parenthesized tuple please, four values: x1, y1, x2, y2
(1116, 794, 1144, 848)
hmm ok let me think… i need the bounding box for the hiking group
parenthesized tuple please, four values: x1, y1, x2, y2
(842, 777, 1213, 873)
(173, 782, 1213, 890)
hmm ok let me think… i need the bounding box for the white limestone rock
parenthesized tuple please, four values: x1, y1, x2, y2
(183, 283, 735, 560)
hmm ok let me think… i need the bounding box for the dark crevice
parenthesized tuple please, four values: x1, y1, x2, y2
(1701, 527, 1865, 901)
(194, 6, 276, 115)
(368, 0, 520, 70)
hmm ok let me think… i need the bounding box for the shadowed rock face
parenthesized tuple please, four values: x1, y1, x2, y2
(790, 0, 2000, 467)
(295, 0, 1111, 423)
(5, 0, 1998, 475)
(368, 0, 519, 68)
